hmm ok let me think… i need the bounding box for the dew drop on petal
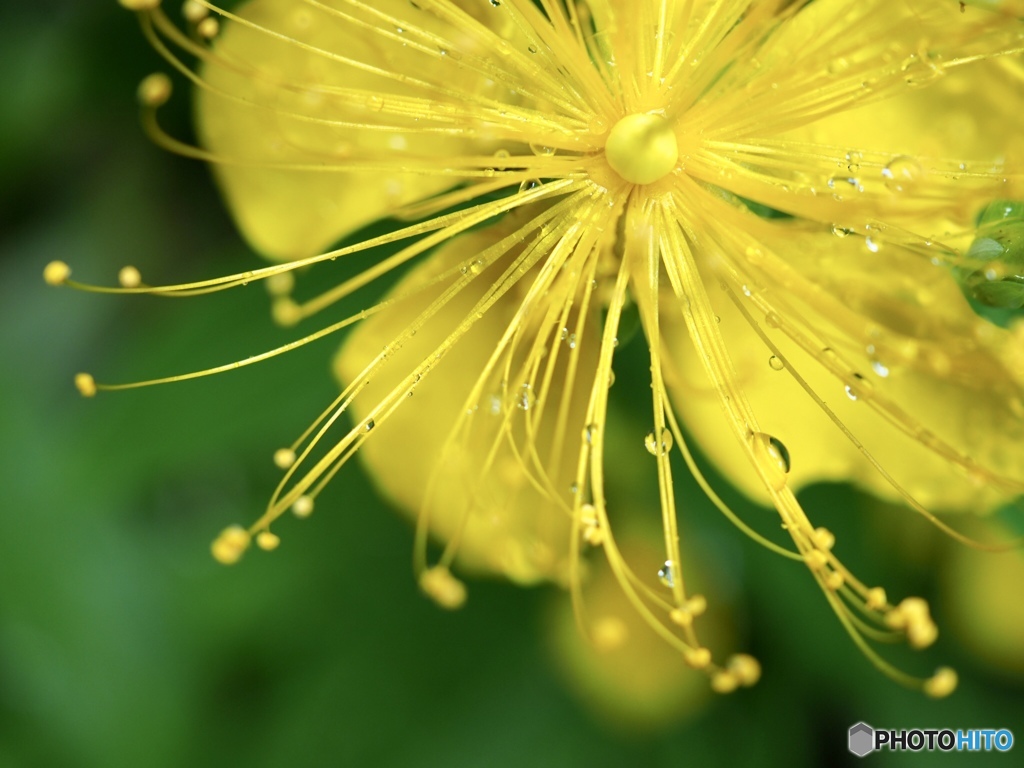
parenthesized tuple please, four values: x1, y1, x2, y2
(768, 355, 784, 371)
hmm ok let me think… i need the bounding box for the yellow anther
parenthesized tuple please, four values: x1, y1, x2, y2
(898, 597, 930, 620)
(865, 586, 887, 611)
(907, 619, 938, 649)
(419, 565, 467, 610)
(669, 607, 692, 627)
(813, 526, 835, 551)
(711, 671, 739, 694)
(605, 113, 679, 185)
(211, 525, 250, 565)
(118, 265, 142, 288)
(182, 0, 207, 22)
(197, 17, 219, 39)
(728, 654, 762, 687)
(43, 260, 71, 286)
(592, 617, 628, 651)
(272, 298, 302, 327)
(256, 531, 281, 551)
(923, 667, 958, 699)
(74, 373, 97, 398)
(291, 495, 314, 518)
(137, 73, 172, 108)
(119, 0, 161, 9)
(273, 448, 296, 469)
(583, 526, 604, 546)
(265, 271, 295, 297)
(805, 550, 829, 570)
(686, 594, 707, 617)
(825, 571, 845, 591)
(684, 647, 712, 670)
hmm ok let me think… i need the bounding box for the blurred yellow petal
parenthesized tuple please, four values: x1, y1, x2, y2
(944, 524, 1024, 677)
(333, 214, 597, 584)
(196, 0, 521, 260)
(545, 534, 718, 730)
(667, 226, 1024, 512)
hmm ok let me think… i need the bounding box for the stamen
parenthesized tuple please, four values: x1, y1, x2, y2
(211, 525, 250, 565)
(256, 531, 281, 551)
(419, 565, 467, 609)
(43, 260, 71, 286)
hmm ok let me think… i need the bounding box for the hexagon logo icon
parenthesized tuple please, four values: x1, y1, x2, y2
(848, 722, 875, 757)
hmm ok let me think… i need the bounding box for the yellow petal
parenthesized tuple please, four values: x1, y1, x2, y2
(944, 524, 1024, 677)
(666, 228, 1024, 513)
(196, 0, 517, 260)
(333, 214, 597, 584)
(545, 535, 715, 730)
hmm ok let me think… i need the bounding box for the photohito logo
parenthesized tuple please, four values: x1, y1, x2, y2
(848, 722, 1014, 757)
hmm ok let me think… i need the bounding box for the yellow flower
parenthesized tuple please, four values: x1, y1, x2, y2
(50, 0, 1024, 698)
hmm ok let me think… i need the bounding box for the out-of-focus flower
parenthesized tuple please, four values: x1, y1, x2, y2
(49, 0, 1024, 697)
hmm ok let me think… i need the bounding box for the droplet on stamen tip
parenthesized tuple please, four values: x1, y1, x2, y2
(273, 448, 296, 469)
(645, 427, 673, 456)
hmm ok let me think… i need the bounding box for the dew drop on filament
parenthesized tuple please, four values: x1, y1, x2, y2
(658, 560, 676, 588)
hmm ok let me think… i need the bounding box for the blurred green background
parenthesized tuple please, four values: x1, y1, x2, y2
(2, 2, 1023, 767)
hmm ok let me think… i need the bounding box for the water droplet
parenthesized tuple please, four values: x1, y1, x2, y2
(529, 142, 555, 156)
(871, 360, 890, 377)
(518, 178, 541, 194)
(865, 235, 880, 253)
(845, 373, 869, 400)
(881, 156, 922, 192)
(831, 225, 853, 238)
(658, 560, 676, 588)
(750, 432, 790, 490)
(365, 419, 375, 431)
(516, 384, 534, 411)
(845, 150, 863, 173)
(489, 0, 501, 6)
(469, 259, 484, 275)
(768, 355, 784, 371)
(582, 423, 597, 444)
(645, 428, 674, 456)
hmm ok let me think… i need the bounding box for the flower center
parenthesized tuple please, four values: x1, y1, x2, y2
(604, 113, 679, 185)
